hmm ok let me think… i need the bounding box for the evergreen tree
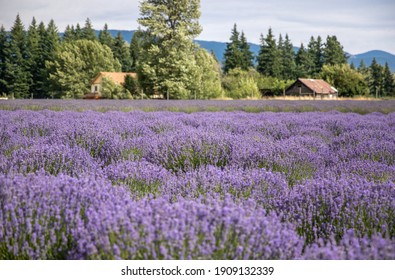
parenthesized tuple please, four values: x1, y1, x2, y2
(5, 14, 30, 98)
(239, 31, 254, 70)
(323, 35, 347, 65)
(276, 34, 284, 78)
(257, 28, 281, 77)
(26, 17, 41, 98)
(138, 0, 202, 99)
(112, 32, 132, 72)
(358, 60, 368, 73)
(0, 25, 8, 95)
(82, 18, 97, 41)
(99, 23, 114, 49)
(382, 62, 394, 97)
(295, 43, 313, 78)
(307, 36, 323, 76)
(42, 19, 61, 97)
(63, 25, 76, 42)
(75, 23, 83, 40)
(129, 29, 144, 72)
(280, 34, 296, 80)
(369, 58, 383, 97)
(223, 24, 242, 73)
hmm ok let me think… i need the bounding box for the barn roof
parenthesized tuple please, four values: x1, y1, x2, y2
(91, 72, 137, 85)
(298, 78, 337, 94)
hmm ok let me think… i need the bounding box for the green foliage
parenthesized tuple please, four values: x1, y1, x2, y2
(98, 24, 114, 49)
(257, 28, 281, 77)
(192, 48, 224, 99)
(112, 32, 132, 72)
(47, 39, 121, 98)
(307, 36, 324, 77)
(82, 18, 97, 41)
(295, 43, 313, 78)
(222, 68, 260, 99)
(258, 76, 294, 96)
(137, 0, 202, 99)
(101, 76, 132, 99)
(0, 25, 8, 95)
(5, 15, 30, 99)
(323, 35, 347, 66)
(123, 75, 140, 98)
(319, 64, 368, 97)
(223, 24, 253, 73)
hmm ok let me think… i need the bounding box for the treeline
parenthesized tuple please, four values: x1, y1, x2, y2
(0, 15, 138, 99)
(222, 24, 395, 98)
(0, 13, 394, 99)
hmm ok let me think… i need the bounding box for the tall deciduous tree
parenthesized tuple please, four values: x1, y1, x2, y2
(138, 0, 202, 99)
(47, 39, 121, 98)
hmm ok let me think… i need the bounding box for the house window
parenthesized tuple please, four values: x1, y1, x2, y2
(95, 86, 98, 92)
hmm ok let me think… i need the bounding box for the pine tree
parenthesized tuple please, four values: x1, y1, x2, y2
(295, 43, 313, 78)
(138, 0, 202, 99)
(276, 34, 284, 78)
(323, 35, 347, 65)
(257, 28, 281, 77)
(382, 62, 394, 97)
(129, 29, 144, 72)
(369, 58, 383, 97)
(0, 25, 8, 95)
(82, 18, 97, 41)
(5, 14, 30, 98)
(223, 24, 242, 73)
(281, 34, 296, 80)
(63, 25, 76, 42)
(42, 19, 61, 97)
(99, 23, 114, 49)
(239, 31, 254, 70)
(112, 32, 132, 72)
(26, 17, 41, 98)
(307, 36, 323, 76)
(75, 23, 83, 40)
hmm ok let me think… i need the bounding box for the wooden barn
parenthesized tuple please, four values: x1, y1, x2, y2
(84, 72, 137, 99)
(285, 78, 338, 99)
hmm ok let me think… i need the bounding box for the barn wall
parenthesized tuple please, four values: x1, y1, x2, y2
(285, 81, 314, 96)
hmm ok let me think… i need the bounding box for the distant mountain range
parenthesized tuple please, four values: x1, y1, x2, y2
(101, 30, 395, 72)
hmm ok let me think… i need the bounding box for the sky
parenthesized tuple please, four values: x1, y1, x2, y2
(0, 0, 394, 55)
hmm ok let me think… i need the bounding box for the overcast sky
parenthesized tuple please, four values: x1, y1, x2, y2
(0, 0, 394, 54)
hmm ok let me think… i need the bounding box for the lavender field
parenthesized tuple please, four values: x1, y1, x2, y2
(0, 102, 394, 259)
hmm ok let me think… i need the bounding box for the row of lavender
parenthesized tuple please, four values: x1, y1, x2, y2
(1, 110, 394, 259)
(1, 99, 395, 114)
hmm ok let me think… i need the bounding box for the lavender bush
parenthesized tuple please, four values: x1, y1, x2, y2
(0, 108, 394, 259)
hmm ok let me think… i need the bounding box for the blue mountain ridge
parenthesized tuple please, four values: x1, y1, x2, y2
(101, 30, 395, 72)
